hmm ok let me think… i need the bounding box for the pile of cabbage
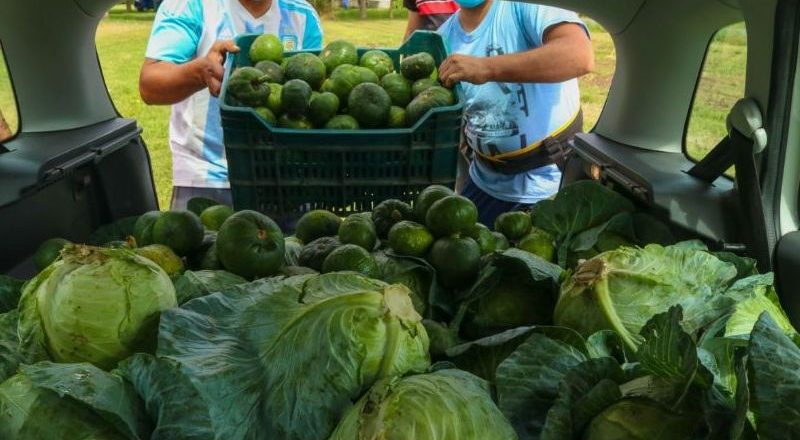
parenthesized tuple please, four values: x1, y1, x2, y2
(1, 181, 799, 440)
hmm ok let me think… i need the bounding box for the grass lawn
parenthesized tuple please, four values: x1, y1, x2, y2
(0, 6, 745, 208)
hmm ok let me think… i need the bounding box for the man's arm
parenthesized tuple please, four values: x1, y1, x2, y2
(140, 40, 239, 105)
(439, 23, 593, 87)
(403, 11, 424, 41)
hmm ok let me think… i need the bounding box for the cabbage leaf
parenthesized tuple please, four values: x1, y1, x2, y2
(119, 353, 215, 439)
(0, 361, 150, 440)
(747, 313, 800, 439)
(0, 275, 24, 313)
(531, 181, 634, 267)
(329, 369, 518, 440)
(0, 310, 23, 383)
(171, 270, 246, 304)
(555, 243, 738, 350)
(146, 273, 430, 440)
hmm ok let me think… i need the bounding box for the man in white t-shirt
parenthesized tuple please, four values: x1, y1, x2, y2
(140, 0, 323, 208)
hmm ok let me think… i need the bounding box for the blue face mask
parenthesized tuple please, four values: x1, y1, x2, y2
(453, 0, 485, 9)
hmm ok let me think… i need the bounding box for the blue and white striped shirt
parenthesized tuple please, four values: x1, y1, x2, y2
(146, 0, 323, 188)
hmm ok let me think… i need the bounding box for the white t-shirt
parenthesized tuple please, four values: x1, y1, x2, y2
(146, 0, 323, 188)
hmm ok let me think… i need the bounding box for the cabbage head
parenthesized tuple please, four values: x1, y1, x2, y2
(555, 243, 737, 350)
(0, 362, 150, 440)
(124, 272, 430, 440)
(329, 368, 518, 440)
(722, 273, 798, 339)
(18, 245, 177, 369)
(582, 399, 700, 440)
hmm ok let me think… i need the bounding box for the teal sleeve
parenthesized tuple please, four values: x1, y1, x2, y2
(302, 10, 324, 50)
(514, 4, 588, 48)
(145, 0, 204, 64)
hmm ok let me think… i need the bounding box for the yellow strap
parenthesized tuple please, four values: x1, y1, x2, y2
(475, 110, 581, 163)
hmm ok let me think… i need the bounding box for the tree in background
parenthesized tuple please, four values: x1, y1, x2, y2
(358, 0, 367, 19)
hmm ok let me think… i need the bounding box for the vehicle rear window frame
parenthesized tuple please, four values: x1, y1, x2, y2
(682, 21, 748, 178)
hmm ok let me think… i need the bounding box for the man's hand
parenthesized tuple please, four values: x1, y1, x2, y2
(195, 40, 240, 97)
(139, 40, 240, 105)
(439, 23, 593, 87)
(439, 54, 493, 88)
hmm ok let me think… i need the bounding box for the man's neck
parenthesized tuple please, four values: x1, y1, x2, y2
(458, 0, 492, 33)
(239, 0, 273, 18)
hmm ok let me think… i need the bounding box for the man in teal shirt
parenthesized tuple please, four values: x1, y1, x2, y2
(437, 0, 593, 226)
(140, 0, 322, 209)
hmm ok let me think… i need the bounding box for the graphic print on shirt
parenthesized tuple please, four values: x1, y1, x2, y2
(279, 8, 299, 51)
(464, 44, 531, 158)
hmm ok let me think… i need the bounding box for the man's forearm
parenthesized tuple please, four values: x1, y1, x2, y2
(139, 59, 206, 105)
(438, 23, 594, 87)
(486, 34, 594, 83)
(403, 12, 423, 41)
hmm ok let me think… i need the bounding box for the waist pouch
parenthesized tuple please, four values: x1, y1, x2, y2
(475, 110, 583, 175)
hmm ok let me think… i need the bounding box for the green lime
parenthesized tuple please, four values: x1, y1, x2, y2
(200, 204, 235, 231)
(321, 244, 379, 278)
(427, 236, 481, 289)
(494, 211, 532, 241)
(465, 223, 496, 256)
(249, 34, 284, 64)
(152, 210, 205, 256)
(517, 227, 555, 262)
(413, 185, 454, 222)
(254, 107, 277, 125)
(388, 221, 434, 257)
(135, 244, 185, 277)
(387, 106, 406, 128)
(295, 210, 342, 243)
(425, 195, 478, 237)
(338, 214, 377, 251)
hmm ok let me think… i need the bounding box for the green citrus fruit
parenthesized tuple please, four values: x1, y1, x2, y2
(133, 210, 162, 246)
(427, 236, 481, 289)
(249, 34, 284, 64)
(152, 210, 205, 256)
(425, 195, 478, 237)
(517, 227, 556, 262)
(298, 236, 342, 271)
(216, 210, 285, 279)
(387, 106, 406, 128)
(295, 210, 342, 243)
(492, 232, 510, 251)
(321, 244, 379, 278)
(254, 107, 277, 125)
(135, 244, 185, 277)
(388, 221, 434, 257)
(465, 223, 496, 256)
(372, 199, 415, 239)
(413, 185, 454, 221)
(338, 214, 377, 251)
(494, 211, 532, 241)
(200, 205, 235, 231)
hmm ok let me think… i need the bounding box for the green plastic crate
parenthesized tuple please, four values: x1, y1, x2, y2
(219, 31, 464, 218)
